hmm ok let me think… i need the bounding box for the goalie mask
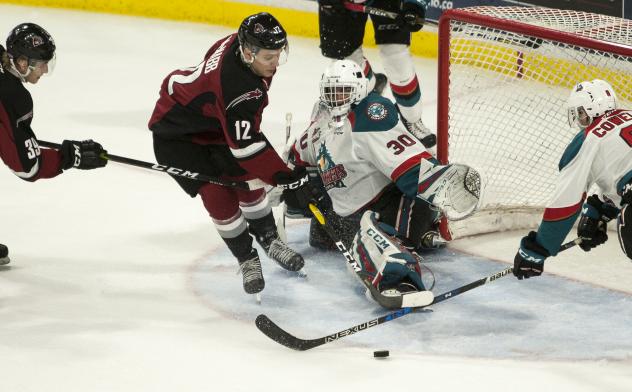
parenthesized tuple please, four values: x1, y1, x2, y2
(567, 79, 617, 128)
(319, 60, 368, 126)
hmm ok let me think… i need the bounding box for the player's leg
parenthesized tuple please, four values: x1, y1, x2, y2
(370, 0, 435, 147)
(153, 135, 264, 294)
(371, 186, 444, 251)
(0, 243, 9, 265)
(240, 189, 305, 272)
(317, 1, 385, 92)
(199, 184, 265, 294)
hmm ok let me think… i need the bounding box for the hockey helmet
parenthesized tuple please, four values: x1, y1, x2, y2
(238, 12, 287, 53)
(567, 79, 617, 128)
(6, 23, 56, 76)
(319, 60, 368, 123)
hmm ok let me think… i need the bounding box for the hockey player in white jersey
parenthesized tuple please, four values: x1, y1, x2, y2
(317, 0, 436, 147)
(514, 79, 632, 279)
(286, 60, 480, 304)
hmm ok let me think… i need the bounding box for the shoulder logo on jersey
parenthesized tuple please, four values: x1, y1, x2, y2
(317, 143, 347, 190)
(226, 88, 264, 110)
(367, 102, 387, 121)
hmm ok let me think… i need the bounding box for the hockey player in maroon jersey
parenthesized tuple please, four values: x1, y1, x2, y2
(317, 0, 436, 148)
(148, 13, 317, 295)
(0, 23, 108, 266)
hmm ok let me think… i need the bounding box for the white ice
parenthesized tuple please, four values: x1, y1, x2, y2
(1, 5, 631, 392)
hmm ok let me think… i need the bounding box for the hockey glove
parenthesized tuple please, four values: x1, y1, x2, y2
(275, 166, 323, 210)
(319, 0, 345, 16)
(577, 195, 620, 251)
(397, 0, 426, 32)
(60, 139, 108, 170)
(513, 231, 550, 280)
(621, 180, 632, 206)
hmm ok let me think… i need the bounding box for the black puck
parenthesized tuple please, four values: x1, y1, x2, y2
(373, 350, 389, 358)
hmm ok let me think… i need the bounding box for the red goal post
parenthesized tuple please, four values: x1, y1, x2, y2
(437, 6, 632, 240)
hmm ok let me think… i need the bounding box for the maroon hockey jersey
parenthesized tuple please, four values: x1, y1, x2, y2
(148, 34, 290, 185)
(0, 47, 63, 181)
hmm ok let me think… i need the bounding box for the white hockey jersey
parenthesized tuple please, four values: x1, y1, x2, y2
(537, 109, 632, 254)
(291, 93, 433, 217)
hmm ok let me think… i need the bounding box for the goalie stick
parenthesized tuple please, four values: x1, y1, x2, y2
(308, 203, 434, 310)
(38, 140, 266, 191)
(256, 237, 581, 351)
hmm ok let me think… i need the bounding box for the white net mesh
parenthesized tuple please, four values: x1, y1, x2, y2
(440, 6, 632, 238)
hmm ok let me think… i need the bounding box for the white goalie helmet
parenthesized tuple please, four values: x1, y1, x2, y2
(319, 60, 368, 122)
(567, 79, 617, 128)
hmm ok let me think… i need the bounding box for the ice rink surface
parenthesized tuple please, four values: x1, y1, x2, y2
(1, 5, 632, 392)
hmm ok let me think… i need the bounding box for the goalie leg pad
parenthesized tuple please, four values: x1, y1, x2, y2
(351, 211, 426, 298)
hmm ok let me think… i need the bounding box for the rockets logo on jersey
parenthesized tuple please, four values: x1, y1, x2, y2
(317, 143, 347, 190)
(367, 102, 387, 121)
(226, 88, 264, 110)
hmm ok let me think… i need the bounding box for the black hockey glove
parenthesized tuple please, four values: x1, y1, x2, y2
(577, 195, 620, 251)
(319, 0, 345, 16)
(621, 181, 632, 206)
(397, 0, 426, 32)
(61, 139, 108, 170)
(275, 166, 323, 210)
(513, 231, 550, 280)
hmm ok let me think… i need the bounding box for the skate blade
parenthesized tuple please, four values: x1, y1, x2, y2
(255, 293, 262, 304)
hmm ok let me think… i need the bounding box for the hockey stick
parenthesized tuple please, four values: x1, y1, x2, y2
(307, 203, 434, 310)
(342, 1, 431, 26)
(276, 113, 293, 243)
(37, 140, 266, 191)
(256, 237, 582, 351)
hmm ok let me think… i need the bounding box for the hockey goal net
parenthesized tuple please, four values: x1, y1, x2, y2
(437, 6, 632, 239)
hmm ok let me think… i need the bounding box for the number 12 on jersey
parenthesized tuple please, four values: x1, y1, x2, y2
(235, 120, 251, 140)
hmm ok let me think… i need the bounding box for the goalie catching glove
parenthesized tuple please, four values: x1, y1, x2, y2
(351, 211, 428, 304)
(577, 194, 620, 251)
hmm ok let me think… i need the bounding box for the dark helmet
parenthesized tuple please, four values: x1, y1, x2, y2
(238, 12, 287, 51)
(6, 23, 56, 62)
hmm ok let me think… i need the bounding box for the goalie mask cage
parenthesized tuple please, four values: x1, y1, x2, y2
(437, 6, 632, 240)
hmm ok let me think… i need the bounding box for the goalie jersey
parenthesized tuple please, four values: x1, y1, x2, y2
(290, 92, 434, 217)
(537, 109, 632, 255)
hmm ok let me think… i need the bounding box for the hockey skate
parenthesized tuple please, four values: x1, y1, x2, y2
(257, 232, 305, 272)
(373, 73, 387, 95)
(403, 118, 436, 148)
(0, 244, 9, 266)
(238, 250, 265, 294)
(420, 231, 448, 250)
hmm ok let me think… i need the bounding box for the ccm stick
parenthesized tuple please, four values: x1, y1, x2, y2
(256, 238, 581, 350)
(38, 140, 266, 190)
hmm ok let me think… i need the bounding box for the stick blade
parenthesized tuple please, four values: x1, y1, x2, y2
(401, 290, 434, 308)
(255, 314, 322, 351)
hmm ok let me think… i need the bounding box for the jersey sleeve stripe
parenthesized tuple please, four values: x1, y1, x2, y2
(390, 152, 431, 181)
(230, 141, 267, 159)
(542, 195, 585, 222)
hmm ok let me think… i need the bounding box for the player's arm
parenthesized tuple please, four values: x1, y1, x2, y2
(514, 132, 598, 279)
(224, 96, 290, 185)
(535, 133, 599, 256)
(0, 93, 64, 181)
